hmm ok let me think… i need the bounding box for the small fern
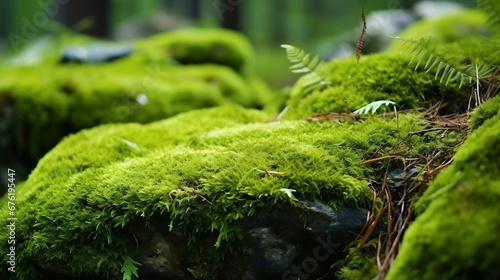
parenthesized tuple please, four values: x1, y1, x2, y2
(354, 100, 396, 115)
(395, 37, 494, 88)
(281, 44, 329, 93)
(392, 0, 500, 95)
(121, 256, 141, 280)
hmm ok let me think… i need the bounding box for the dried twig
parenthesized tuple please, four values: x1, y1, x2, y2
(355, 0, 367, 62)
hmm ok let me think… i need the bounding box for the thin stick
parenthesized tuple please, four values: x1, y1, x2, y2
(475, 64, 481, 107)
(273, 105, 289, 122)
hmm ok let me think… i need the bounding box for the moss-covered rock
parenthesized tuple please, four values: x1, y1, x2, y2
(133, 28, 254, 73)
(0, 63, 268, 162)
(0, 104, 461, 279)
(3, 28, 254, 72)
(468, 94, 500, 131)
(386, 108, 500, 280)
(285, 53, 469, 119)
(0, 28, 276, 170)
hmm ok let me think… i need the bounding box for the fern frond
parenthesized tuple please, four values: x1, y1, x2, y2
(354, 100, 396, 115)
(281, 44, 329, 92)
(121, 256, 141, 280)
(477, 0, 500, 34)
(396, 37, 493, 87)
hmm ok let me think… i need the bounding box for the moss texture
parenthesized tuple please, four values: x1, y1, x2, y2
(468, 94, 500, 130)
(133, 28, 254, 73)
(337, 239, 378, 280)
(0, 28, 275, 163)
(0, 104, 461, 279)
(285, 53, 469, 119)
(387, 110, 500, 280)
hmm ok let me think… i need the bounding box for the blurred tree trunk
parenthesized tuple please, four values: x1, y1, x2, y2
(272, 0, 285, 43)
(219, 1, 241, 31)
(56, 0, 110, 37)
(0, 0, 11, 38)
(187, 0, 200, 20)
(287, 0, 308, 43)
(400, 0, 415, 9)
(243, 0, 272, 48)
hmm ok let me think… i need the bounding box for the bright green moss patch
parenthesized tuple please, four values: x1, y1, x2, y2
(134, 28, 254, 73)
(387, 111, 500, 280)
(286, 53, 468, 119)
(468, 94, 500, 130)
(0, 105, 462, 279)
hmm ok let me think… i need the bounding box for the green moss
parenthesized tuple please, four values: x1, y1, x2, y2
(134, 28, 254, 73)
(286, 53, 468, 119)
(387, 111, 500, 280)
(0, 28, 277, 165)
(0, 50, 271, 162)
(468, 95, 500, 130)
(386, 10, 489, 53)
(337, 240, 378, 280)
(0, 105, 462, 279)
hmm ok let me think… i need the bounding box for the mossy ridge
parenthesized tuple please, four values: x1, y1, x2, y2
(0, 105, 461, 279)
(286, 53, 469, 119)
(468, 94, 500, 130)
(0, 106, 270, 279)
(3, 28, 253, 73)
(0, 56, 270, 162)
(134, 28, 254, 73)
(387, 111, 500, 280)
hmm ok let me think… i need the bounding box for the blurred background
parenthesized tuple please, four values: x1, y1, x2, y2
(0, 0, 476, 87)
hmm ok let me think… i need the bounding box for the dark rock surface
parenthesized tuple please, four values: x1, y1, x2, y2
(34, 200, 367, 279)
(241, 201, 368, 280)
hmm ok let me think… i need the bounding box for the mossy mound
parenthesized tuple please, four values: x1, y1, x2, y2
(133, 28, 254, 73)
(0, 28, 275, 166)
(3, 28, 253, 73)
(285, 53, 468, 119)
(387, 108, 500, 280)
(0, 104, 461, 279)
(468, 94, 500, 130)
(386, 10, 488, 53)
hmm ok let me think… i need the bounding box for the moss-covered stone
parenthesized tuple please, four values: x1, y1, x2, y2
(468, 94, 500, 131)
(0, 29, 276, 166)
(285, 53, 469, 119)
(3, 28, 254, 72)
(386, 109, 500, 280)
(0, 104, 461, 279)
(133, 28, 254, 73)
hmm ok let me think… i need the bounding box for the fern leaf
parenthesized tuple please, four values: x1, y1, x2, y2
(395, 37, 493, 87)
(477, 0, 500, 34)
(354, 100, 396, 115)
(121, 256, 141, 280)
(281, 44, 329, 92)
